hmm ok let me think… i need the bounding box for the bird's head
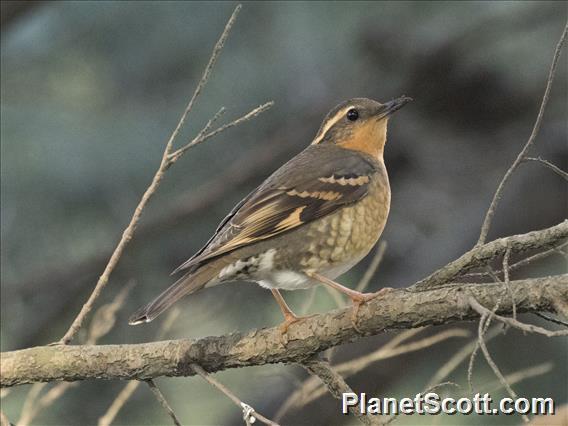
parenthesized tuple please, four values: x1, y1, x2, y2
(311, 96, 412, 159)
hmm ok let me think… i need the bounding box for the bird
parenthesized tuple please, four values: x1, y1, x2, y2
(129, 96, 411, 334)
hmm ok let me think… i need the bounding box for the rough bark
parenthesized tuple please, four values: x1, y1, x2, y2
(412, 220, 567, 290)
(2, 275, 566, 388)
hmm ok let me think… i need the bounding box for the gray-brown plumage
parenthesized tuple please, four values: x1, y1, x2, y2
(129, 96, 411, 329)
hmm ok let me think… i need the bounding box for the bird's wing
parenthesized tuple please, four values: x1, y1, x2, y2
(172, 145, 380, 274)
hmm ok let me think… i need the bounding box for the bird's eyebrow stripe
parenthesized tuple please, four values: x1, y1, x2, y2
(311, 105, 353, 145)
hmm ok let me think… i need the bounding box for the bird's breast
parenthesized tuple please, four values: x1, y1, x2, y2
(275, 170, 391, 277)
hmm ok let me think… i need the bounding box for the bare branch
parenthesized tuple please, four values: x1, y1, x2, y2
(468, 294, 502, 395)
(322, 241, 388, 308)
(98, 309, 180, 426)
(166, 107, 226, 163)
(413, 221, 567, 290)
(533, 312, 568, 327)
(426, 326, 502, 389)
(276, 328, 468, 420)
(469, 296, 568, 337)
(168, 102, 274, 163)
(523, 157, 568, 181)
(323, 285, 346, 308)
(87, 282, 134, 345)
(190, 364, 279, 426)
(303, 357, 381, 426)
(275, 329, 422, 420)
(17, 285, 132, 426)
(355, 241, 388, 292)
(0, 410, 12, 426)
(462, 240, 568, 279)
(98, 381, 139, 426)
(477, 23, 567, 245)
(56, 4, 266, 345)
(484, 363, 553, 394)
(335, 329, 469, 376)
(300, 287, 318, 315)
(191, 102, 274, 150)
(146, 380, 181, 426)
(2, 275, 564, 388)
(16, 383, 45, 426)
(474, 314, 530, 423)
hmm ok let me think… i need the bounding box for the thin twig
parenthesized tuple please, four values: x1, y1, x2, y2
(16, 383, 46, 426)
(276, 328, 467, 421)
(146, 380, 182, 426)
(462, 240, 568, 279)
(435, 363, 553, 409)
(523, 157, 568, 181)
(277, 329, 422, 418)
(190, 364, 279, 426)
(18, 284, 133, 426)
(533, 312, 568, 327)
(476, 23, 567, 246)
(468, 302, 500, 395)
(356, 241, 387, 292)
(413, 221, 568, 290)
(97, 381, 139, 426)
(321, 241, 388, 308)
(57, 4, 259, 345)
(484, 363, 553, 394)
(300, 287, 317, 315)
(166, 106, 226, 164)
(169, 102, 274, 162)
(474, 314, 530, 423)
(274, 330, 416, 420)
(426, 326, 501, 389)
(323, 285, 346, 308)
(302, 357, 381, 426)
(335, 329, 469, 376)
(469, 296, 568, 337)
(98, 309, 180, 426)
(87, 282, 134, 345)
(1, 410, 12, 426)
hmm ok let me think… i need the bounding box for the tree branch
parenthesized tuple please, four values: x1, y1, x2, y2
(56, 4, 275, 345)
(145, 380, 181, 426)
(476, 22, 567, 245)
(190, 364, 278, 426)
(412, 220, 567, 290)
(2, 275, 565, 388)
(302, 358, 380, 426)
(523, 157, 568, 181)
(276, 328, 468, 421)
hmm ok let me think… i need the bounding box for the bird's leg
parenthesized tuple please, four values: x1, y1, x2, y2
(271, 289, 314, 342)
(306, 271, 393, 330)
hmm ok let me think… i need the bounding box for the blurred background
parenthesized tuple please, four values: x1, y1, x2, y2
(1, 1, 566, 425)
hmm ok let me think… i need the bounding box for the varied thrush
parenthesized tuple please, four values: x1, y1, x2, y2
(129, 96, 411, 333)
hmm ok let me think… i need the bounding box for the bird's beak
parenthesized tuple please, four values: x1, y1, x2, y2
(375, 96, 413, 119)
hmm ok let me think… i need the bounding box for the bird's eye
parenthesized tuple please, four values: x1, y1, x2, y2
(346, 108, 359, 121)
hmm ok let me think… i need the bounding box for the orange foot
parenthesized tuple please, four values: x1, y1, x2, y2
(350, 287, 394, 332)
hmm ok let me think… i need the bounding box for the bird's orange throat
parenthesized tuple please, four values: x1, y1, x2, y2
(337, 118, 388, 160)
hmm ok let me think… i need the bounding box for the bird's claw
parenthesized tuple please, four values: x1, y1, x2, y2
(350, 287, 394, 333)
(278, 313, 317, 345)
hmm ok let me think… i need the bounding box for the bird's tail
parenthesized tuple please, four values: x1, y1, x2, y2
(128, 264, 219, 325)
